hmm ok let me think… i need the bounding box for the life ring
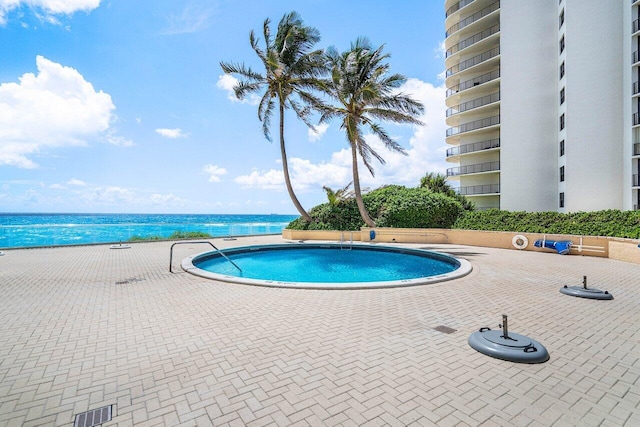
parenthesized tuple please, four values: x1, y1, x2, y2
(512, 235, 528, 250)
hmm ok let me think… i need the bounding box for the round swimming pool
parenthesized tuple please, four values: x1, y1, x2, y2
(182, 244, 472, 289)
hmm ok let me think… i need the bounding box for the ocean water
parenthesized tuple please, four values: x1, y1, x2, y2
(0, 213, 299, 249)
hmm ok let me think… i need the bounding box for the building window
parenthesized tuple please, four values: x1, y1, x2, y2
(560, 166, 565, 182)
(559, 10, 565, 29)
(560, 114, 565, 131)
(560, 61, 565, 79)
(560, 140, 565, 156)
(560, 35, 565, 54)
(560, 87, 565, 105)
(559, 192, 565, 208)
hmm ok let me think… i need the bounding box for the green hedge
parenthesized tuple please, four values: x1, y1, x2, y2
(288, 185, 464, 230)
(453, 209, 640, 239)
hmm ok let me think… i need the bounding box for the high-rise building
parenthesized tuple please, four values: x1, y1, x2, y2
(444, 0, 632, 212)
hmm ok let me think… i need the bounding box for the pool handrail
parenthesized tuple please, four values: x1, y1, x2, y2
(169, 241, 242, 274)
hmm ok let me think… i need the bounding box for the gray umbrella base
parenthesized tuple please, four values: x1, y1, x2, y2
(468, 329, 549, 364)
(560, 286, 613, 300)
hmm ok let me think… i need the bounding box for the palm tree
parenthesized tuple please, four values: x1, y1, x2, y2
(419, 172, 452, 194)
(220, 12, 326, 223)
(318, 38, 424, 227)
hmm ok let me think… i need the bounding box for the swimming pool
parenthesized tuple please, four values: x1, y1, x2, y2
(182, 244, 472, 289)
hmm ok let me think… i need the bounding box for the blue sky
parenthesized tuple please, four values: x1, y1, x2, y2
(0, 0, 448, 214)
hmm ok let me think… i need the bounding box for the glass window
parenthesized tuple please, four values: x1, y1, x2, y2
(560, 140, 565, 156)
(560, 166, 565, 182)
(560, 114, 565, 131)
(560, 62, 565, 79)
(559, 10, 565, 29)
(560, 35, 565, 54)
(559, 192, 565, 208)
(560, 87, 565, 105)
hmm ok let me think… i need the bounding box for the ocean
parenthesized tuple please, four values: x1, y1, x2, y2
(0, 213, 299, 249)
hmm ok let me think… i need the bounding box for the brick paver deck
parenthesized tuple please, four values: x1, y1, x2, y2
(1, 236, 639, 426)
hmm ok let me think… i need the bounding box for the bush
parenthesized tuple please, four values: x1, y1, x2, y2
(128, 230, 212, 242)
(453, 209, 640, 239)
(287, 185, 464, 230)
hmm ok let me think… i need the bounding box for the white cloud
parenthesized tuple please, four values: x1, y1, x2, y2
(216, 74, 260, 105)
(0, 56, 121, 168)
(67, 178, 86, 186)
(0, 0, 100, 25)
(203, 164, 227, 183)
(232, 78, 449, 192)
(308, 123, 329, 142)
(149, 193, 186, 206)
(155, 128, 187, 139)
(161, 3, 213, 35)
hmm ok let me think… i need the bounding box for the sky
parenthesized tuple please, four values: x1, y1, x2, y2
(0, 0, 449, 214)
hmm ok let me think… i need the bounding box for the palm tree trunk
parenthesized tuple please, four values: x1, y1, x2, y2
(350, 143, 376, 227)
(279, 102, 312, 223)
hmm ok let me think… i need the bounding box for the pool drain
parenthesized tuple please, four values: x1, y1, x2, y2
(560, 275, 613, 300)
(74, 405, 112, 427)
(468, 315, 549, 363)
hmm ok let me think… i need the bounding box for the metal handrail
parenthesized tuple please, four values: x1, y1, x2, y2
(446, 0, 500, 37)
(340, 231, 353, 250)
(169, 240, 242, 273)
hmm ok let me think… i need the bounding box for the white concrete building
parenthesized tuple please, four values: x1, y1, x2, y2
(444, 0, 633, 212)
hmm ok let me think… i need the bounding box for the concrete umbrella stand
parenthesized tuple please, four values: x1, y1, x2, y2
(560, 275, 613, 300)
(468, 315, 549, 364)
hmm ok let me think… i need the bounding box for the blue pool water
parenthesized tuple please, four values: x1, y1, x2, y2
(190, 244, 462, 285)
(0, 213, 298, 248)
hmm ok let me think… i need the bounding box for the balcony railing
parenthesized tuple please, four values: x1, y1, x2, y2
(634, 81, 640, 96)
(634, 18, 640, 33)
(446, 0, 500, 37)
(446, 0, 475, 17)
(446, 115, 500, 136)
(446, 46, 500, 77)
(634, 113, 640, 126)
(634, 51, 640, 64)
(447, 69, 500, 97)
(447, 161, 500, 177)
(446, 138, 500, 157)
(446, 23, 500, 58)
(446, 92, 500, 117)
(634, 174, 640, 187)
(634, 143, 640, 156)
(456, 184, 500, 195)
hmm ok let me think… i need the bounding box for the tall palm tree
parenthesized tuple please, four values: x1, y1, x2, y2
(318, 38, 424, 227)
(220, 12, 326, 223)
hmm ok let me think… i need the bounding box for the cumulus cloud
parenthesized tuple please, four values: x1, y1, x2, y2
(232, 78, 449, 192)
(0, 0, 100, 25)
(203, 164, 227, 182)
(0, 56, 122, 168)
(216, 74, 260, 105)
(155, 128, 187, 139)
(67, 178, 86, 186)
(308, 123, 329, 142)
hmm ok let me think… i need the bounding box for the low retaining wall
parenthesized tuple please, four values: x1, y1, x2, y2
(282, 228, 640, 264)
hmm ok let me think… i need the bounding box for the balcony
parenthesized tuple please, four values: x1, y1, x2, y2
(447, 161, 500, 177)
(634, 81, 640, 96)
(446, 0, 475, 18)
(634, 113, 640, 126)
(447, 138, 500, 157)
(446, 115, 500, 136)
(634, 143, 640, 156)
(446, 47, 500, 77)
(446, 92, 500, 117)
(634, 51, 640, 64)
(446, 23, 500, 58)
(447, 69, 500, 97)
(445, 0, 500, 37)
(457, 184, 500, 195)
(634, 174, 640, 187)
(634, 18, 640, 34)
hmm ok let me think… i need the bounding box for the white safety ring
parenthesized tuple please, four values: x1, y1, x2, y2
(512, 235, 528, 250)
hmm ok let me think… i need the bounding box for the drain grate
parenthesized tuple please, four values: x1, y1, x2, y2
(115, 277, 145, 285)
(434, 325, 457, 334)
(74, 405, 112, 427)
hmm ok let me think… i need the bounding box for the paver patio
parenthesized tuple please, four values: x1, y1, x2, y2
(1, 235, 639, 426)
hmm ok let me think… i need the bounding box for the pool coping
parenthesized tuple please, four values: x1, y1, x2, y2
(181, 243, 473, 290)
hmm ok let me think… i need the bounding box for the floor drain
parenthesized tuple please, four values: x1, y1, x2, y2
(74, 405, 112, 427)
(434, 325, 457, 334)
